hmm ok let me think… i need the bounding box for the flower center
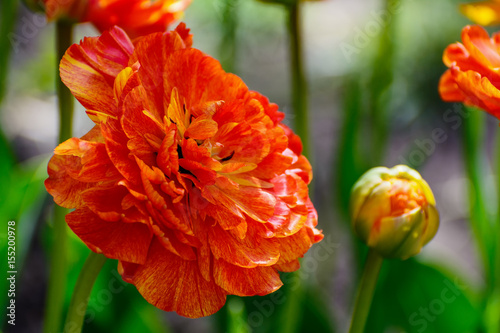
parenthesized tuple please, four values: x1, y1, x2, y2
(388, 179, 426, 217)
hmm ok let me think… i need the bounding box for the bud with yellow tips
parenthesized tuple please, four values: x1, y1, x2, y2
(350, 165, 439, 260)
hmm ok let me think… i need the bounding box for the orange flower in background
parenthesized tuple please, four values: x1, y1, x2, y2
(45, 24, 323, 318)
(439, 25, 500, 118)
(84, 0, 192, 38)
(460, 1, 500, 26)
(42, 0, 88, 21)
(42, 0, 191, 38)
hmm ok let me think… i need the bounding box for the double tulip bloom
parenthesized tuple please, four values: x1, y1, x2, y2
(439, 25, 500, 119)
(45, 24, 323, 318)
(350, 165, 439, 260)
(42, 0, 191, 38)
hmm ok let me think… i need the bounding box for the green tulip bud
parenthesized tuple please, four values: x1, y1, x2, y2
(350, 165, 439, 260)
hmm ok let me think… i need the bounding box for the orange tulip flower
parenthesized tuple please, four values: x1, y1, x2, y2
(43, 0, 191, 38)
(439, 25, 500, 118)
(460, 1, 500, 26)
(45, 24, 323, 318)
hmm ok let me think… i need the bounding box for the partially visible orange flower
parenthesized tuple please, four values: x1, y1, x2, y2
(84, 0, 191, 38)
(43, 0, 88, 21)
(438, 25, 500, 118)
(460, 1, 500, 26)
(45, 24, 323, 318)
(42, 0, 191, 38)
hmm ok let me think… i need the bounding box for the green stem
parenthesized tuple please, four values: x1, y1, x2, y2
(43, 20, 74, 333)
(56, 21, 75, 143)
(348, 249, 383, 333)
(286, 1, 310, 159)
(219, 0, 238, 73)
(64, 252, 107, 333)
(489, 127, 500, 333)
(462, 109, 493, 291)
(227, 296, 248, 333)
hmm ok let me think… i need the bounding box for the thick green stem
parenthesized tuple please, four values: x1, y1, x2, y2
(43, 20, 74, 333)
(287, 1, 310, 159)
(348, 249, 383, 333)
(64, 252, 107, 333)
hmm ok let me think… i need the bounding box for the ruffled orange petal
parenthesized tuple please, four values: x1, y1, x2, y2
(67, 208, 152, 264)
(203, 177, 276, 223)
(82, 185, 148, 223)
(451, 66, 500, 118)
(438, 69, 466, 102)
(60, 26, 133, 114)
(127, 239, 226, 318)
(45, 154, 96, 208)
(209, 223, 280, 268)
(213, 258, 282, 296)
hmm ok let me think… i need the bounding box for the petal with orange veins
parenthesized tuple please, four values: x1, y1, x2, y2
(178, 159, 218, 187)
(133, 31, 192, 119)
(249, 91, 285, 124)
(218, 162, 258, 175)
(203, 177, 276, 223)
(190, 212, 213, 282)
(160, 48, 248, 110)
(173, 23, 193, 48)
(45, 154, 96, 208)
(185, 115, 218, 140)
(274, 228, 316, 267)
(287, 154, 313, 185)
(273, 259, 300, 273)
(114, 67, 140, 103)
(214, 123, 270, 164)
(101, 118, 142, 183)
(66, 208, 152, 265)
(281, 124, 303, 156)
(157, 126, 179, 177)
(180, 138, 220, 170)
(53, 137, 121, 182)
(205, 203, 246, 232)
(213, 258, 282, 296)
(249, 152, 293, 180)
(151, 225, 197, 261)
(224, 174, 273, 189)
(209, 223, 280, 268)
(82, 185, 148, 223)
(266, 200, 307, 238)
(129, 239, 226, 318)
(60, 27, 133, 114)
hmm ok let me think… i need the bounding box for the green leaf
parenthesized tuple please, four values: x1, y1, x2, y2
(0, 154, 50, 328)
(366, 259, 482, 333)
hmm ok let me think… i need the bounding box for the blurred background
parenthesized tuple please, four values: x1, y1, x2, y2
(0, 0, 496, 332)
